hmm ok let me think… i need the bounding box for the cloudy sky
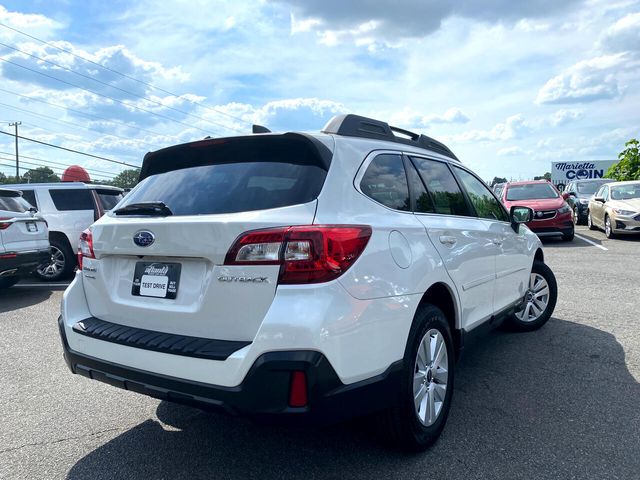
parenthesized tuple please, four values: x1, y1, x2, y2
(0, 0, 638, 182)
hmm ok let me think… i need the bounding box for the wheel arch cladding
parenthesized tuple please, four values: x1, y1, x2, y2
(534, 248, 544, 263)
(417, 282, 457, 335)
(49, 230, 73, 251)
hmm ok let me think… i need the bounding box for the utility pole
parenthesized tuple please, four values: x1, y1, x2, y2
(9, 121, 21, 178)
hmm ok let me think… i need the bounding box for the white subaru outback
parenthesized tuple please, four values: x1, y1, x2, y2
(58, 114, 557, 450)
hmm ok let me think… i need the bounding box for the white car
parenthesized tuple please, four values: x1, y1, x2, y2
(0, 188, 50, 288)
(58, 114, 557, 450)
(4, 182, 124, 281)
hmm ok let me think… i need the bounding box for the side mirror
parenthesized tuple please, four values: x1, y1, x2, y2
(594, 196, 605, 203)
(510, 206, 533, 232)
(562, 192, 570, 200)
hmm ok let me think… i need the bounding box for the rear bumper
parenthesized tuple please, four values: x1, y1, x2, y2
(58, 316, 402, 424)
(0, 248, 49, 277)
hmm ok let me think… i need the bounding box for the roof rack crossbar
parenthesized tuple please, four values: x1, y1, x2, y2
(322, 114, 458, 161)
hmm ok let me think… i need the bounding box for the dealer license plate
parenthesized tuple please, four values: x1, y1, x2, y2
(131, 262, 181, 299)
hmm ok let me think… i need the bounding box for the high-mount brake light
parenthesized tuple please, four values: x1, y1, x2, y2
(77, 229, 95, 270)
(224, 225, 372, 284)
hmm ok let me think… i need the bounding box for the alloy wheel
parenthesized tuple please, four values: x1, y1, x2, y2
(605, 217, 611, 237)
(36, 246, 65, 279)
(413, 329, 448, 427)
(515, 273, 550, 322)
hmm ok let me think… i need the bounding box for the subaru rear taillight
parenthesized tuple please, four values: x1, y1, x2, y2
(0, 217, 14, 230)
(77, 229, 95, 270)
(224, 225, 372, 284)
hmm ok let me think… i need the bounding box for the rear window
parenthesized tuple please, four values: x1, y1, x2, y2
(95, 189, 124, 210)
(0, 191, 31, 213)
(49, 189, 95, 211)
(506, 183, 559, 201)
(577, 181, 608, 194)
(119, 162, 327, 216)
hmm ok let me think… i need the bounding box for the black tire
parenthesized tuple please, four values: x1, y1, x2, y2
(506, 260, 557, 332)
(604, 215, 615, 239)
(34, 236, 75, 281)
(562, 227, 574, 241)
(587, 211, 596, 230)
(381, 304, 454, 451)
(573, 207, 582, 226)
(0, 276, 20, 289)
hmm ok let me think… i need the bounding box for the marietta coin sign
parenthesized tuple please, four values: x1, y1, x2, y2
(551, 160, 618, 190)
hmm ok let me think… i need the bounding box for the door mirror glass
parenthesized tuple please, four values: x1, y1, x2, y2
(510, 206, 533, 224)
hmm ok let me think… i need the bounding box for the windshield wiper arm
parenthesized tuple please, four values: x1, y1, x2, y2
(113, 201, 173, 216)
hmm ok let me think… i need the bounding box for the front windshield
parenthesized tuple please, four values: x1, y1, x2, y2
(610, 183, 640, 200)
(506, 183, 559, 201)
(577, 181, 608, 194)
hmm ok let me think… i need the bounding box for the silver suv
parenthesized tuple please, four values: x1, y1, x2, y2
(59, 114, 557, 450)
(0, 188, 49, 288)
(4, 182, 124, 281)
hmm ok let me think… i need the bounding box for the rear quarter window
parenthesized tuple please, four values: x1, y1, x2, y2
(95, 190, 124, 210)
(49, 189, 94, 211)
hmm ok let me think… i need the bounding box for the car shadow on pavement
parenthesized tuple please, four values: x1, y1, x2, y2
(67, 318, 640, 480)
(0, 287, 52, 314)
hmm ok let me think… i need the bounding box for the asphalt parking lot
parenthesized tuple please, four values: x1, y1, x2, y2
(1, 226, 638, 480)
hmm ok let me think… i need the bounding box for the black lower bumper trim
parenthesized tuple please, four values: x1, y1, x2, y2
(0, 249, 49, 276)
(58, 316, 402, 424)
(72, 317, 251, 361)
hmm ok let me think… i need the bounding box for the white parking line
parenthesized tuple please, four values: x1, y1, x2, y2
(575, 233, 608, 251)
(15, 283, 70, 288)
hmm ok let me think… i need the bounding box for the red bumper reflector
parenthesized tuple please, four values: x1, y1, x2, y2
(288, 371, 308, 407)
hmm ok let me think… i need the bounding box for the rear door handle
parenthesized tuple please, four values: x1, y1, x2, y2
(439, 235, 457, 247)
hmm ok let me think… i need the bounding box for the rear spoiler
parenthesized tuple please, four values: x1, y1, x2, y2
(139, 133, 333, 181)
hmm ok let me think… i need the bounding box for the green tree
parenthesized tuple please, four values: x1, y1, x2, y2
(111, 168, 140, 189)
(22, 167, 60, 183)
(491, 176, 507, 186)
(534, 172, 551, 181)
(606, 139, 639, 181)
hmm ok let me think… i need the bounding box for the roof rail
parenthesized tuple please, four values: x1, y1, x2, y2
(321, 114, 459, 161)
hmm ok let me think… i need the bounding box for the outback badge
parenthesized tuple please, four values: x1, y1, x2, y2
(133, 230, 155, 247)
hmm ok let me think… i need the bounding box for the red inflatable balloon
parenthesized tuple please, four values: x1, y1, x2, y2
(61, 165, 91, 182)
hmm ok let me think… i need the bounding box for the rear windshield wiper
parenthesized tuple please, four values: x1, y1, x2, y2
(113, 201, 173, 216)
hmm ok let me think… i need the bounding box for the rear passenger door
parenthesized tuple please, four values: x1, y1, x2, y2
(452, 166, 530, 312)
(408, 156, 498, 331)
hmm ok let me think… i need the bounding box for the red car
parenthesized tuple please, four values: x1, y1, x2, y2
(499, 181, 574, 241)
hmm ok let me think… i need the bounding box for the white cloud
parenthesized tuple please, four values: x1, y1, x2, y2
(278, 0, 584, 46)
(0, 5, 62, 38)
(449, 114, 530, 142)
(599, 11, 640, 53)
(535, 53, 630, 104)
(549, 108, 584, 126)
(498, 146, 527, 156)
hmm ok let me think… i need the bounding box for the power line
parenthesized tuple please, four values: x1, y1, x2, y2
(0, 56, 218, 136)
(0, 86, 179, 139)
(17, 121, 145, 160)
(0, 155, 115, 179)
(0, 22, 252, 127)
(0, 101, 164, 150)
(0, 150, 127, 176)
(0, 130, 139, 167)
(0, 41, 245, 134)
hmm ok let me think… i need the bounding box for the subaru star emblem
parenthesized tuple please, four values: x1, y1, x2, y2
(133, 230, 155, 247)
